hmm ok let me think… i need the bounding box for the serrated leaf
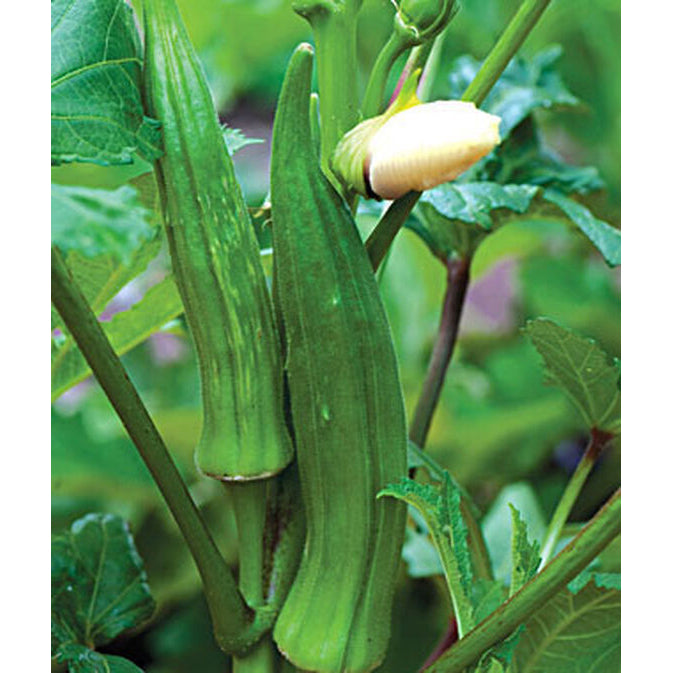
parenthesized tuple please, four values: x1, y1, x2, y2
(52, 513, 155, 654)
(51, 0, 161, 165)
(52, 275, 184, 400)
(222, 125, 264, 155)
(509, 505, 541, 596)
(379, 475, 475, 633)
(56, 643, 145, 673)
(511, 579, 620, 672)
(52, 184, 157, 265)
(524, 318, 620, 432)
(482, 483, 547, 585)
(567, 571, 621, 594)
(447, 46, 580, 139)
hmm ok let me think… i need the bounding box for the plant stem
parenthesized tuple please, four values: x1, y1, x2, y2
(540, 428, 614, 566)
(425, 489, 621, 673)
(366, 191, 421, 271)
(310, 6, 360, 176)
(460, 0, 552, 106)
(362, 32, 410, 118)
(51, 246, 266, 655)
(230, 481, 277, 673)
(408, 256, 470, 447)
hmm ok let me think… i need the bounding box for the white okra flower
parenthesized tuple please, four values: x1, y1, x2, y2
(366, 101, 501, 199)
(332, 86, 502, 200)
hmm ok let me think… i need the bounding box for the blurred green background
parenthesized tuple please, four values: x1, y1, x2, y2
(52, 1, 620, 671)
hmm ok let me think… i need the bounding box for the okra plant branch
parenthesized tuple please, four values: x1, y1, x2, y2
(51, 246, 269, 655)
(408, 256, 470, 448)
(426, 489, 622, 673)
(461, 0, 552, 106)
(539, 428, 615, 566)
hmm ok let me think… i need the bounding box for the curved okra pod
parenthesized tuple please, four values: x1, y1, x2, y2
(270, 44, 408, 673)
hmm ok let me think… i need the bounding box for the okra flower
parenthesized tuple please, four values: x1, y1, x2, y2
(333, 94, 501, 199)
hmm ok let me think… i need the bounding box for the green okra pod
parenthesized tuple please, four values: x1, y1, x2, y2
(270, 44, 408, 673)
(142, 0, 292, 481)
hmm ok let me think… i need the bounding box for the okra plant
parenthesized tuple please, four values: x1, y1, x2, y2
(51, 1, 620, 672)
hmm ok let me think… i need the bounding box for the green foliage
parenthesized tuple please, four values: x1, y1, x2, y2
(222, 125, 264, 154)
(524, 318, 620, 433)
(511, 578, 620, 672)
(482, 483, 547, 585)
(411, 181, 620, 266)
(52, 276, 184, 399)
(51, 0, 161, 165)
(380, 475, 475, 634)
(446, 45, 579, 138)
(51, 185, 157, 265)
(508, 505, 541, 595)
(52, 513, 155, 668)
(56, 644, 145, 673)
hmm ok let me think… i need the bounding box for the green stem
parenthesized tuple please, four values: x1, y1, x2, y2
(417, 26, 448, 102)
(366, 191, 421, 271)
(426, 489, 621, 673)
(540, 428, 614, 566)
(362, 32, 410, 118)
(408, 256, 470, 447)
(390, 40, 433, 105)
(310, 6, 360, 175)
(461, 0, 552, 106)
(230, 482, 276, 673)
(51, 247, 268, 655)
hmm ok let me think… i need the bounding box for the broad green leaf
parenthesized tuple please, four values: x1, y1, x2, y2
(222, 125, 265, 154)
(51, 0, 161, 165)
(509, 505, 541, 596)
(379, 475, 475, 633)
(482, 483, 547, 585)
(52, 276, 184, 400)
(411, 182, 620, 267)
(52, 513, 155, 656)
(51, 184, 157, 265)
(511, 579, 620, 672)
(446, 46, 580, 138)
(55, 643, 144, 673)
(523, 318, 620, 433)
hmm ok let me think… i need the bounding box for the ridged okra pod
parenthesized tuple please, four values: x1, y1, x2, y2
(142, 0, 292, 480)
(270, 44, 407, 673)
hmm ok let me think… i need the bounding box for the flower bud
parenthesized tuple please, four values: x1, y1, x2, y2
(366, 101, 501, 199)
(396, 0, 459, 40)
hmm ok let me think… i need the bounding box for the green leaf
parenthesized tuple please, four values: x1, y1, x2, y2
(222, 125, 265, 154)
(52, 275, 184, 400)
(541, 190, 620, 267)
(51, 184, 157, 265)
(446, 46, 580, 138)
(523, 318, 620, 433)
(51, 0, 161, 165)
(511, 579, 620, 672)
(476, 118, 604, 196)
(52, 513, 155, 656)
(379, 475, 475, 633)
(411, 182, 620, 267)
(56, 643, 145, 673)
(402, 509, 444, 578)
(482, 483, 547, 585)
(508, 505, 541, 596)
